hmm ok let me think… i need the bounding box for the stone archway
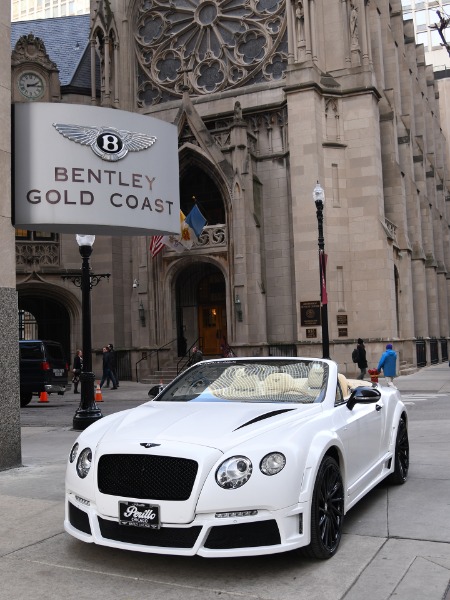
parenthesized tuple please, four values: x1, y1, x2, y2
(18, 287, 75, 363)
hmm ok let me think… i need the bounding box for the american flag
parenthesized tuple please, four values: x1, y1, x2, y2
(149, 235, 165, 258)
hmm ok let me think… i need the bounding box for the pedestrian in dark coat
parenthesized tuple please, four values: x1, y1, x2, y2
(72, 349, 82, 393)
(100, 346, 118, 389)
(356, 338, 368, 380)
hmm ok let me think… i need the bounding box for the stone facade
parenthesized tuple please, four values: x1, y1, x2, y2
(11, 0, 450, 382)
(1, 4, 21, 470)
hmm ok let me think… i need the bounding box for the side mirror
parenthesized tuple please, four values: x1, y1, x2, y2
(148, 384, 164, 398)
(347, 386, 381, 411)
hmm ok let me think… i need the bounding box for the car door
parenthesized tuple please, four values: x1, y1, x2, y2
(335, 393, 386, 502)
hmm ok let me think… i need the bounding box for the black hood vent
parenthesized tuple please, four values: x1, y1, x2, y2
(234, 409, 295, 431)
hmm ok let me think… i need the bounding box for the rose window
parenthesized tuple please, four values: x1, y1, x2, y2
(135, 0, 287, 105)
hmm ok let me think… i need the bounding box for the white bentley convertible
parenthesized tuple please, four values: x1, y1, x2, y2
(65, 358, 409, 559)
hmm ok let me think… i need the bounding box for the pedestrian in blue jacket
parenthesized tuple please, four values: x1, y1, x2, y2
(377, 343, 397, 388)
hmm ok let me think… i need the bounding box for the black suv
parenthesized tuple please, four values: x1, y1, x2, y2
(19, 340, 69, 407)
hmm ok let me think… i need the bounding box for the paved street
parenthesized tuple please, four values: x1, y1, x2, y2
(1, 364, 449, 600)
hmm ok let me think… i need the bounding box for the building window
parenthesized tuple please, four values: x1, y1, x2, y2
(15, 230, 58, 241)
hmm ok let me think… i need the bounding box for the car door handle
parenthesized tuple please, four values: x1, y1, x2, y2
(376, 404, 382, 412)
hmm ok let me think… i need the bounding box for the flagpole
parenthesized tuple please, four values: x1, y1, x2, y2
(313, 182, 330, 359)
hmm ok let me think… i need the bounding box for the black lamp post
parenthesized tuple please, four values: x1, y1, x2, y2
(72, 234, 104, 430)
(313, 182, 330, 359)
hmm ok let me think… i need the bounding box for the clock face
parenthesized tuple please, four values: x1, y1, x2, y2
(18, 71, 45, 100)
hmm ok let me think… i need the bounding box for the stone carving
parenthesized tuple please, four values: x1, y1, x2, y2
(349, 2, 359, 48)
(295, 0, 305, 44)
(134, 0, 288, 105)
(11, 33, 58, 69)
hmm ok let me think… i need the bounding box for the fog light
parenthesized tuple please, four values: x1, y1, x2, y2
(75, 495, 90, 506)
(215, 510, 258, 518)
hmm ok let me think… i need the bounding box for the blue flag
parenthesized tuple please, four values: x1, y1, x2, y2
(185, 204, 207, 238)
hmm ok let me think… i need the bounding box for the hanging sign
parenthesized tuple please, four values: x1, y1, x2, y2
(13, 103, 180, 236)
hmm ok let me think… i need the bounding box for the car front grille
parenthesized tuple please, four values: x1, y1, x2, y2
(97, 454, 199, 501)
(98, 517, 202, 548)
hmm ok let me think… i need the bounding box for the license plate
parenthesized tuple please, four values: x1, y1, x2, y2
(53, 368, 64, 376)
(119, 501, 160, 529)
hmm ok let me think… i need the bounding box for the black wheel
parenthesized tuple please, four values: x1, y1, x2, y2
(306, 456, 344, 559)
(388, 416, 409, 485)
(20, 392, 33, 407)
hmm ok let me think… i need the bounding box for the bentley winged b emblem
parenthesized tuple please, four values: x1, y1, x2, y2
(140, 443, 161, 449)
(52, 123, 157, 162)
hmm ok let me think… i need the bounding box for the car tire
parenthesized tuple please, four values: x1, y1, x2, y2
(20, 392, 33, 407)
(305, 455, 344, 560)
(388, 416, 409, 485)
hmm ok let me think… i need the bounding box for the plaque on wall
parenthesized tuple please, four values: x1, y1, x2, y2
(338, 328, 348, 337)
(306, 328, 317, 338)
(337, 315, 348, 326)
(300, 301, 321, 326)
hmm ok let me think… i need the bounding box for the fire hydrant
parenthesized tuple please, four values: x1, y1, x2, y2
(368, 368, 379, 383)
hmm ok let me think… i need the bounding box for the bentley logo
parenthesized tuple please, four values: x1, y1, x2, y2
(52, 123, 157, 162)
(140, 443, 161, 448)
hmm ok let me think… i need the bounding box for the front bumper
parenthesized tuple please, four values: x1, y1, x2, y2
(65, 492, 309, 558)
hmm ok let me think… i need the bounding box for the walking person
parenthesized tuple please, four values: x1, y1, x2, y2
(72, 349, 82, 394)
(100, 346, 118, 389)
(355, 338, 368, 380)
(377, 343, 398, 388)
(190, 346, 203, 365)
(106, 343, 119, 388)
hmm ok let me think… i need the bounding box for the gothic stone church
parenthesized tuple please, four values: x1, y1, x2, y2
(11, 0, 450, 378)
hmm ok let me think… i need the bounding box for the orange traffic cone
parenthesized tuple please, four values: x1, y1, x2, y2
(39, 390, 49, 403)
(95, 383, 103, 402)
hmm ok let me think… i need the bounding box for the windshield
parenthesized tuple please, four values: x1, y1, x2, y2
(154, 359, 329, 404)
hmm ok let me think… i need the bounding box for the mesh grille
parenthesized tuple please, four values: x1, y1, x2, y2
(205, 520, 281, 549)
(98, 517, 202, 548)
(97, 454, 198, 501)
(68, 502, 91, 535)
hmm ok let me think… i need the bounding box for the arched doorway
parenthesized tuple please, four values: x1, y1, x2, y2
(18, 293, 71, 362)
(176, 263, 227, 356)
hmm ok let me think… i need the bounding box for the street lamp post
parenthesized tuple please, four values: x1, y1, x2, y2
(313, 182, 330, 359)
(72, 234, 104, 430)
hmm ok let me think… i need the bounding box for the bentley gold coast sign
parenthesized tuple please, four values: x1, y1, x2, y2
(13, 103, 180, 235)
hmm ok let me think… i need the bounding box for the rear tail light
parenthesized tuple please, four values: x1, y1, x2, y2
(40, 361, 50, 371)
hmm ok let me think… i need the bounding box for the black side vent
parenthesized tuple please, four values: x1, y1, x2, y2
(68, 502, 91, 535)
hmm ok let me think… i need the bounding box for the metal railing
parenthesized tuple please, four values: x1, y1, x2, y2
(430, 338, 439, 364)
(440, 338, 448, 362)
(269, 344, 297, 357)
(134, 338, 177, 382)
(416, 339, 427, 368)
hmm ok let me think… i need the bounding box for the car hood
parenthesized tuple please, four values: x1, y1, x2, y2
(97, 401, 321, 452)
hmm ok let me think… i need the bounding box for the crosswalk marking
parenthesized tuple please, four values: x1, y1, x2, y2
(401, 393, 448, 403)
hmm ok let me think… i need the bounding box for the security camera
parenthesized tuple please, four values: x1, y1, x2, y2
(133, 279, 139, 288)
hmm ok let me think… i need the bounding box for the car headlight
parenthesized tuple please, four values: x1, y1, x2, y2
(69, 442, 79, 463)
(260, 452, 286, 476)
(76, 447, 92, 479)
(216, 456, 253, 489)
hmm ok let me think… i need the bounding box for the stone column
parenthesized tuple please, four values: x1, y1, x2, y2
(0, 7, 21, 470)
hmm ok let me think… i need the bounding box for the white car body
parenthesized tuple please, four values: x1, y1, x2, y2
(65, 358, 408, 558)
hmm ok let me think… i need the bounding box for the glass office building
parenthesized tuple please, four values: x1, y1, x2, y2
(401, 0, 450, 69)
(11, 0, 89, 21)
